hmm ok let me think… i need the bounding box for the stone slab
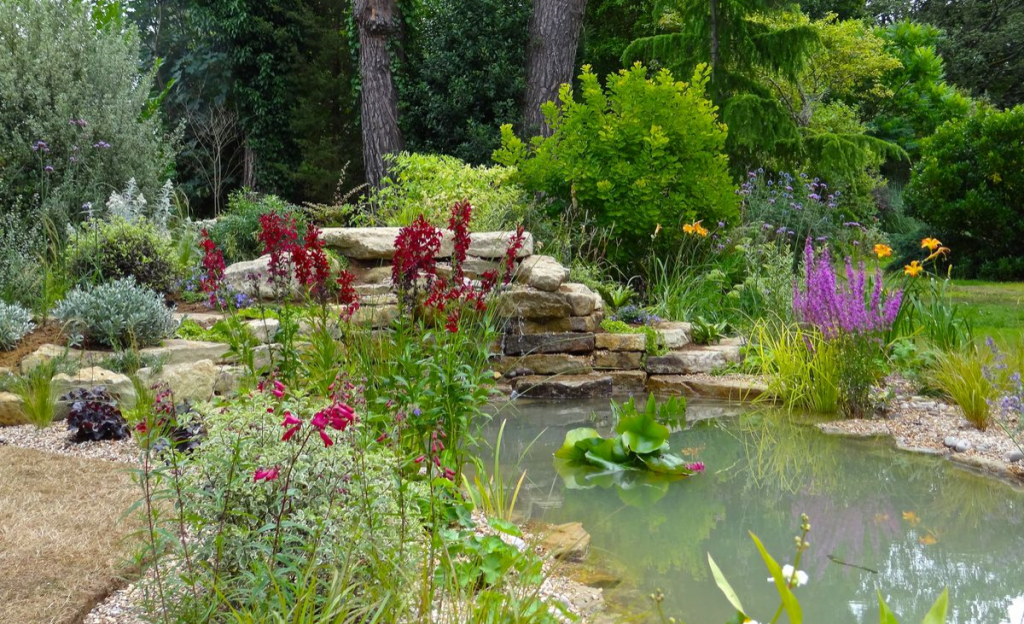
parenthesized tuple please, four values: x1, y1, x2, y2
(494, 290, 572, 321)
(515, 354, 593, 376)
(512, 374, 612, 399)
(0, 392, 26, 426)
(645, 375, 766, 401)
(558, 283, 600, 317)
(609, 370, 648, 396)
(593, 350, 643, 370)
(467, 231, 534, 259)
(654, 321, 692, 349)
(644, 344, 741, 375)
(140, 340, 231, 367)
(322, 227, 455, 260)
(595, 332, 646, 352)
(502, 333, 595, 356)
(516, 255, 569, 292)
(515, 314, 602, 335)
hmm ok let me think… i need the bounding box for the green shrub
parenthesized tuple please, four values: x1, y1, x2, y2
(66, 218, 179, 293)
(749, 321, 843, 414)
(930, 347, 999, 430)
(361, 152, 531, 230)
(207, 191, 304, 264)
(0, 302, 34, 350)
(495, 63, 739, 268)
(55, 277, 174, 348)
(906, 106, 1024, 280)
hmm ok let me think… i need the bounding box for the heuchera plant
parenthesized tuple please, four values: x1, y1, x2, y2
(64, 387, 129, 442)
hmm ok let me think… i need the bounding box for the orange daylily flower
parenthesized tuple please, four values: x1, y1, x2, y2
(683, 220, 709, 237)
(902, 511, 921, 527)
(904, 261, 923, 277)
(924, 246, 951, 263)
(921, 237, 942, 252)
(874, 244, 893, 259)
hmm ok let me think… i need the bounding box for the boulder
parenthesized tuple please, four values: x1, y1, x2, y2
(646, 375, 766, 400)
(349, 263, 393, 284)
(244, 318, 280, 343)
(595, 332, 646, 352)
(19, 344, 106, 373)
(53, 367, 136, 416)
(609, 370, 648, 395)
(540, 522, 591, 561)
(654, 321, 692, 349)
(137, 359, 219, 404)
(645, 344, 741, 375)
(214, 366, 244, 398)
(493, 290, 572, 320)
(222, 254, 300, 300)
(322, 227, 455, 259)
(514, 354, 593, 376)
(436, 257, 502, 281)
(349, 304, 400, 329)
(354, 283, 392, 297)
(140, 340, 231, 367)
(593, 350, 643, 370)
(516, 255, 569, 292)
(502, 333, 595, 356)
(559, 283, 600, 316)
(0, 392, 26, 426)
(512, 374, 612, 399)
(467, 231, 534, 259)
(516, 314, 602, 334)
(173, 311, 223, 328)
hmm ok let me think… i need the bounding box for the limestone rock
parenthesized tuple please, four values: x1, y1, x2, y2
(214, 366, 244, 397)
(654, 321, 692, 349)
(516, 255, 568, 292)
(137, 359, 218, 404)
(322, 227, 455, 259)
(595, 332, 646, 352)
(244, 318, 280, 343)
(223, 253, 300, 300)
(645, 344, 741, 374)
(140, 340, 231, 367)
(540, 522, 591, 561)
(558, 283, 601, 317)
(512, 374, 612, 399)
(503, 333, 595, 356)
(646, 375, 766, 401)
(515, 314, 602, 334)
(0, 392, 26, 426)
(349, 304, 400, 329)
(515, 354, 593, 375)
(593, 350, 643, 370)
(19, 344, 106, 373)
(467, 231, 534, 259)
(609, 370, 648, 395)
(354, 283, 393, 297)
(173, 311, 223, 328)
(437, 257, 502, 281)
(494, 290, 572, 320)
(54, 367, 136, 416)
(349, 263, 393, 284)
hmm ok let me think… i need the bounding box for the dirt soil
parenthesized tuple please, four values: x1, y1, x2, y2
(0, 446, 141, 624)
(0, 323, 66, 370)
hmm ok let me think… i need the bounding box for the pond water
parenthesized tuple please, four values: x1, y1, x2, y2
(483, 399, 1024, 624)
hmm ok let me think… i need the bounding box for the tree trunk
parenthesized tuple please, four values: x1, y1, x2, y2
(522, 0, 588, 136)
(354, 0, 404, 187)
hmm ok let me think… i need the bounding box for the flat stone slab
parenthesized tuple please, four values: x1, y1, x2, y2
(140, 340, 231, 367)
(54, 366, 136, 417)
(654, 321, 692, 349)
(645, 375, 766, 401)
(322, 227, 456, 260)
(138, 359, 219, 404)
(645, 344, 741, 374)
(517, 314, 602, 334)
(609, 370, 647, 396)
(467, 231, 534, 259)
(595, 332, 645, 352)
(512, 374, 612, 399)
(558, 283, 601, 316)
(513, 354, 593, 375)
(173, 311, 223, 327)
(516, 255, 569, 292)
(494, 290, 572, 321)
(593, 350, 643, 370)
(0, 392, 26, 426)
(502, 333, 595, 356)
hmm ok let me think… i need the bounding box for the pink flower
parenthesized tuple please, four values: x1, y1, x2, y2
(687, 462, 706, 474)
(413, 455, 426, 464)
(280, 411, 302, 441)
(272, 380, 286, 399)
(318, 430, 334, 447)
(254, 466, 280, 482)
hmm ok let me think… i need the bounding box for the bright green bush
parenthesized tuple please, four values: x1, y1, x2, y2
(207, 191, 304, 264)
(906, 106, 1024, 280)
(55, 277, 174, 348)
(363, 152, 531, 230)
(495, 63, 738, 267)
(66, 218, 179, 293)
(0, 302, 34, 350)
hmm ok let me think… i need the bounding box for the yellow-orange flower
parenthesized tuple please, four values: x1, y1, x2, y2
(921, 237, 941, 251)
(873, 244, 892, 259)
(904, 261, 923, 277)
(924, 246, 950, 262)
(683, 220, 709, 237)
(683, 223, 694, 235)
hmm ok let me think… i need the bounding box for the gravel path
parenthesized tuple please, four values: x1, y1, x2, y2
(0, 422, 140, 464)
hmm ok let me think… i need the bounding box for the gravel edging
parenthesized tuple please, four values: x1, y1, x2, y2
(0, 422, 140, 463)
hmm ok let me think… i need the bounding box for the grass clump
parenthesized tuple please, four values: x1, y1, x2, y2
(10, 360, 59, 429)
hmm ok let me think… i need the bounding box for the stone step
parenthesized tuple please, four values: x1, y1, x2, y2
(502, 332, 595, 356)
(644, 341, 742, 375)
(511, 374, 613, 399)
(646, 375, 767, 401)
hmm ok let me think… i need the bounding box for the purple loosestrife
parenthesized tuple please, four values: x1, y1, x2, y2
(793, 239, 902, 338)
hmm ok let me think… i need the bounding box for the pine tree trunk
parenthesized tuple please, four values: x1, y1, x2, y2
(522, 0, 588, 136)
(354, 0, 404, 187)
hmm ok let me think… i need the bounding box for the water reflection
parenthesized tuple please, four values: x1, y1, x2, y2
(484, 398, 1024, 624)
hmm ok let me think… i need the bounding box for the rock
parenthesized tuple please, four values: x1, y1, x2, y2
(53, 367, 136, 416)
(140, 340, 231, 367)
(494, 290, 572, 320)
(654, 321, 692, 349)
(502, 333, 595, 356)
(540, 522, 591, 562)
(595, 332, 646, 352)
(19, 344, 106, 373)
(222, 253, 300, 300)
(516, 255, 569, 292)
(322, 227, 455, 259)
(514, 354, 593, 375)
(244, 318, 280, 343)
(646, 375, 766, 401)
(0, 392, 27, 426)
(593, 350, 643, 370)
(645, 344, 742, 374)
(1006, 450, 1024, 463)
(172, 311, 223, 328)
(955, 440, 971, 453)
(516, 314, 603, 334)
(645, 375, 692, 397)
(137, 359, 218, 404)
(559, 283, 600, 316)
(609, 370, 647, 395)
(349, 263, 393, 284)
(348, 304, 400, 329)
(943, 436, 958, 448)
(575, 568, 621, 590)
(437, 257, 503, 281)
(467, 231, 534, 259)
(214, 366, 244, 397)
(512, 374, 612, 399)
(354, 283, 392, 297)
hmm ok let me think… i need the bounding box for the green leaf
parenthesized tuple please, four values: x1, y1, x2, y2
(708, 553, 748, 618)
(638, 451, 693, 475)
(921, 589, 949, 624)
(488, 517, 522, 538)
(751, 532, 803, 624)
(615, 410, 669, 454)
(877, 591, 900, 624)
(554, 428, 602, 460)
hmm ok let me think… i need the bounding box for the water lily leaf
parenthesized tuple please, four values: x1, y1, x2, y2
(615, 411, 669, 454)
(921, 589, 949, 624)
(554, 428, 602, 460)
(639, 451, 693, 475)
(553, 458, 602, 489)
(751, 532, 803, 624)
(584, 438, 633, 472)
(708, 553, 747, 618)
(616, 479, 669, 506)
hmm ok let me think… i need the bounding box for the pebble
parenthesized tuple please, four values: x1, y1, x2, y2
(1007, 450, 1024, 463)
(955, 440, 971, 453)
(944, 436, 958, 448)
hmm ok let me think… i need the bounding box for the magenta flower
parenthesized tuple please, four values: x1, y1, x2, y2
(687, 462, 706, 473)
(272, 380, 286, 399)
(280, 411, 302, 441)
(254, 466, 280, 482)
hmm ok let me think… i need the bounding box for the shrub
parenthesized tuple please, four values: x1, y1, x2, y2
(361, 153, 531, 231)
(495, 63, 738, 268)
(906, 106, 1024, 280)
(207, 191, 304, 264)
(0, 302, 34, 350)
(55, 277, 174, 348)
(749, 321, 844, 414)
(930, 347, 999, 430)
(66, 217, 179, 293)
(0, 0, 174, 230)
(64, 387, 129, 442)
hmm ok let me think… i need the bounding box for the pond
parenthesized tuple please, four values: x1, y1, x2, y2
(484, 399, 1024, 624)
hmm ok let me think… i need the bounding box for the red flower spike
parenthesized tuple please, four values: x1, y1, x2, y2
(254, 466, 280, 482)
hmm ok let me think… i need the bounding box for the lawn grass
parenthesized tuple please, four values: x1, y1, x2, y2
(0, 446, 140, 624)
(949, 280, 1024, 347)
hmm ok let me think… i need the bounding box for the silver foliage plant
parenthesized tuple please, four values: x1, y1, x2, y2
(0, 302, 34, 350)
(105, 178, 174, 232)
(55, 277, 175, 349)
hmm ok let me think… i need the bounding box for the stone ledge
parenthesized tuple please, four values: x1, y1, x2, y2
(502, 333, 595, 356)
(511, 374, 613, 399)
(645, 375, 766, 400)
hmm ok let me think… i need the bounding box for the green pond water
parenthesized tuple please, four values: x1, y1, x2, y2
(484, 399, 1024, 624)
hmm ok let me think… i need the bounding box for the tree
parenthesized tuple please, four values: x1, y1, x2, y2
(354, 0, 405, 187)
(522, 0, 590, 136)
(577, 0, 658, 79)
(621, 0, 818, 173)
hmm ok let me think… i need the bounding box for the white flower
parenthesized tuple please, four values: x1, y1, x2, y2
(768, 565, 808, 587)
